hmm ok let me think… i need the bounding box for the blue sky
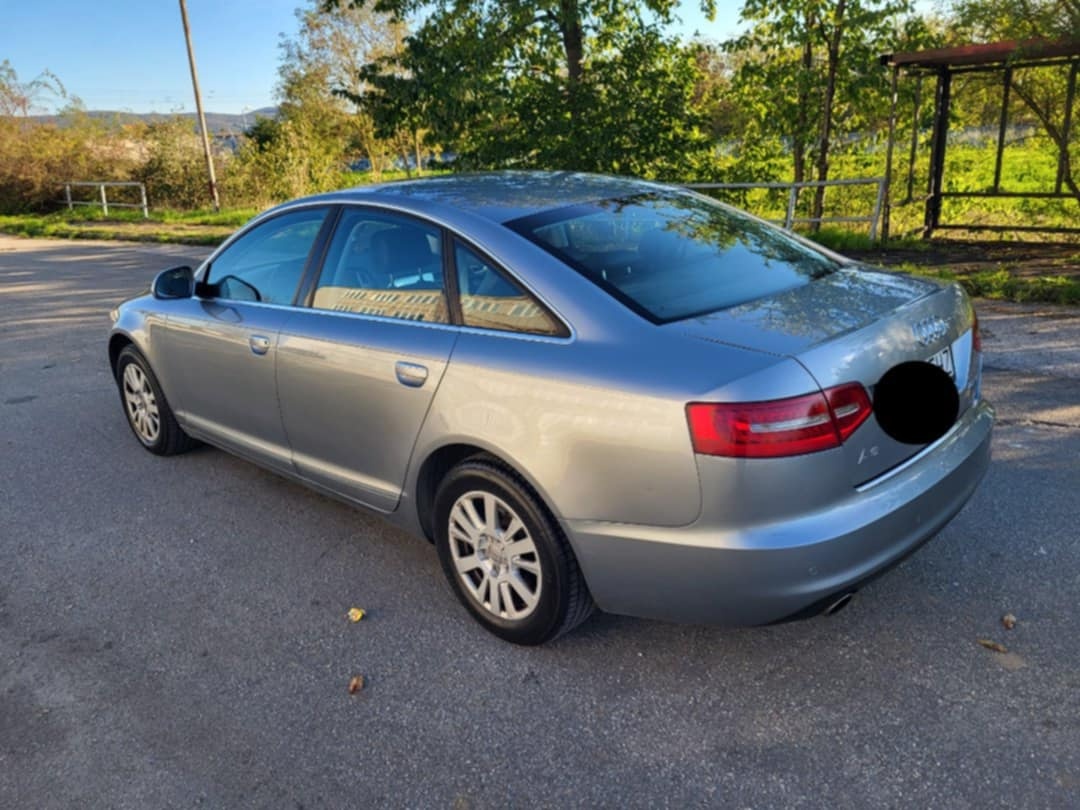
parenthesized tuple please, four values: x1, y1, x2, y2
(3, 1, 745, 114)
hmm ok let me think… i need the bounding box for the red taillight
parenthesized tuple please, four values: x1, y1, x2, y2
(687, 383, 871, 458)
(826, 382, 873, 442)
(972, 311, 982, 353)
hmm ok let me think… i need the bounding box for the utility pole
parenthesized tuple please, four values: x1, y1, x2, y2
(178, 0, 220, 211)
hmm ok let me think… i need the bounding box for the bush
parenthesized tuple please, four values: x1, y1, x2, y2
(223, 117, 346, 207)
(0, 111, 136, 213)
(133, 118, 223, 209)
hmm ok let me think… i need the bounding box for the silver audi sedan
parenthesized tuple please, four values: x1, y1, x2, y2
(108, 172, 993, 644)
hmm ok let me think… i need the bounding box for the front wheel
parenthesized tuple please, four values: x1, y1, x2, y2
(115, 345, 196, 456)
(433, 458, 594, 645)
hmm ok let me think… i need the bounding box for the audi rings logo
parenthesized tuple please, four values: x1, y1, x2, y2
(912, 316, 949, 347)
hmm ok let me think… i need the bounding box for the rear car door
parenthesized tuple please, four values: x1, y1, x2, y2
(275, 206, 458, 512)
(158, 206, 331, 473)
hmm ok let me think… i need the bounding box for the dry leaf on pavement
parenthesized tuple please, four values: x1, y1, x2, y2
(977, 638, 1008, 654)
(348, 675, 365, 694)
(347, 607, 366, 623)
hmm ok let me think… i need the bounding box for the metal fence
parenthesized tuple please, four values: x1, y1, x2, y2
(683, 177, 887, 241)
(62, 181, 149, 218)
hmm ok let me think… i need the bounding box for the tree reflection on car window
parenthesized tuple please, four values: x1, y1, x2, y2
(509, 192, 838, 323)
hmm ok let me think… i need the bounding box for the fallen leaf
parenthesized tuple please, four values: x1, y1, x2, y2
(348, 675, 365, 694)
(977, 638, 1008, 654)
(347, 607, 366, 623)
(1002, 613, 1017, 630)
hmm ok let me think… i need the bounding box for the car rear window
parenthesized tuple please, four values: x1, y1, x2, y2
(506, 192, 838, 323)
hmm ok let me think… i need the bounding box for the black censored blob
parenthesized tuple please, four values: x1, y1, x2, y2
(873, 361, 960, 445)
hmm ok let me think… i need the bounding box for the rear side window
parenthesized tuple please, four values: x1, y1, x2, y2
(311, 207, 450, 324)
(206, 208, 328, 305)
(454, 243, 565, 337)
(507, 192, 837, 323)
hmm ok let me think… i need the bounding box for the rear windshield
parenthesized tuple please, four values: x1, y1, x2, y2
(506, 191, 838, 323)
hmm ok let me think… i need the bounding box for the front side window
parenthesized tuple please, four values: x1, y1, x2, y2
(206, 207, 328, 305)
(454, 243, 564, 336)
(311, 208, 449, 324)
(507, 192, 838, 323)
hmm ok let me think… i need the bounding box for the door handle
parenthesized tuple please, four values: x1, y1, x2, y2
(249, 335, 272, 355)
(395, 361, 428, 387)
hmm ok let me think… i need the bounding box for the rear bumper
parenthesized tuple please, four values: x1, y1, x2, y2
(564, 399, 994, 626)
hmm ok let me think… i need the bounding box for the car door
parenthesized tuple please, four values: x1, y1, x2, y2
(158, 206, 332, 473)
(275, 206, 458, 512)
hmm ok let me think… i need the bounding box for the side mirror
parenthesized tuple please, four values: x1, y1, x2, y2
(152, 266, 194, 300)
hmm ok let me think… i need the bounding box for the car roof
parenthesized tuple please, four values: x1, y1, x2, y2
(303, 171, 667, 223)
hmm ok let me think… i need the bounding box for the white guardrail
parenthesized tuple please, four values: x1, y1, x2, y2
(683, 177, 886, 241)
(62, 181, 149, 218)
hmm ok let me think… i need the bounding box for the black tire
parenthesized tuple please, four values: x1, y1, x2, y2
(433, 457, 595, 645)
(115, 345, 196, 456)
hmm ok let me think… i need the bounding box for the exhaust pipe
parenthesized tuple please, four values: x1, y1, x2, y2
(823, 592, 855, 616)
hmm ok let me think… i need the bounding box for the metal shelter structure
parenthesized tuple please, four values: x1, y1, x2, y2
(880, 38, 1080, 239)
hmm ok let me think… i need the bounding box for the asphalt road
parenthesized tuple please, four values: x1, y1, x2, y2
(1, 235, 1078, 809)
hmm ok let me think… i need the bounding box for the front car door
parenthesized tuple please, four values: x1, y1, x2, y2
(275, 206, 458, 512)
(158, 206, 331, 473)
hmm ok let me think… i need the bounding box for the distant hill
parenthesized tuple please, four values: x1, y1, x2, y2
(25, 107, 279, 134)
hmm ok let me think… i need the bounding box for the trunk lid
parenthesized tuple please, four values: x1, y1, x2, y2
(675, 266, 980, 484)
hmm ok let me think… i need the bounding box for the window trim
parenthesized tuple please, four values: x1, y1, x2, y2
(294, 205, 343, 307)
(442, 228, 464, 326)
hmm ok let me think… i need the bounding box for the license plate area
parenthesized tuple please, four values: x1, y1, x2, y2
(927, 346, 954, 379)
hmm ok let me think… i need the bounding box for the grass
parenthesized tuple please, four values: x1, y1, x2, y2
(33, 205, 259, 227)
(3, 209, 1076, 305)
(151, 208, 258, 227)
(900, 264, 1080, 307)
(805, 228, 930, 253)
(0, 167, 449, 245)
(3, 208, 925, 252)
(702, 137, 1080, 240)
(804, 230, 1079, 305)
(2, 148, 1076, 304)
(0, 207, 252, 246)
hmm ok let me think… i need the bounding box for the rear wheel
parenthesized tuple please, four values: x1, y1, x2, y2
(115, 346, 196, 456)
(433, 458, 594, 645)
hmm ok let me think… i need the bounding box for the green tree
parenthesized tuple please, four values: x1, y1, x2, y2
(946, 0, 1080, 203)
(226, 1, 407, 203)
(337, 0, 718, 177)
(287, 0, 412, 178)
(243, 115, 282, 150)
(726, 0, 915, 223)
(950, 0, 1078, 40)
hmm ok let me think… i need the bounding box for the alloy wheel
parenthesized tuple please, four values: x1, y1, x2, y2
(447, 490, 543, 620)
(122, 362, 160, 444)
